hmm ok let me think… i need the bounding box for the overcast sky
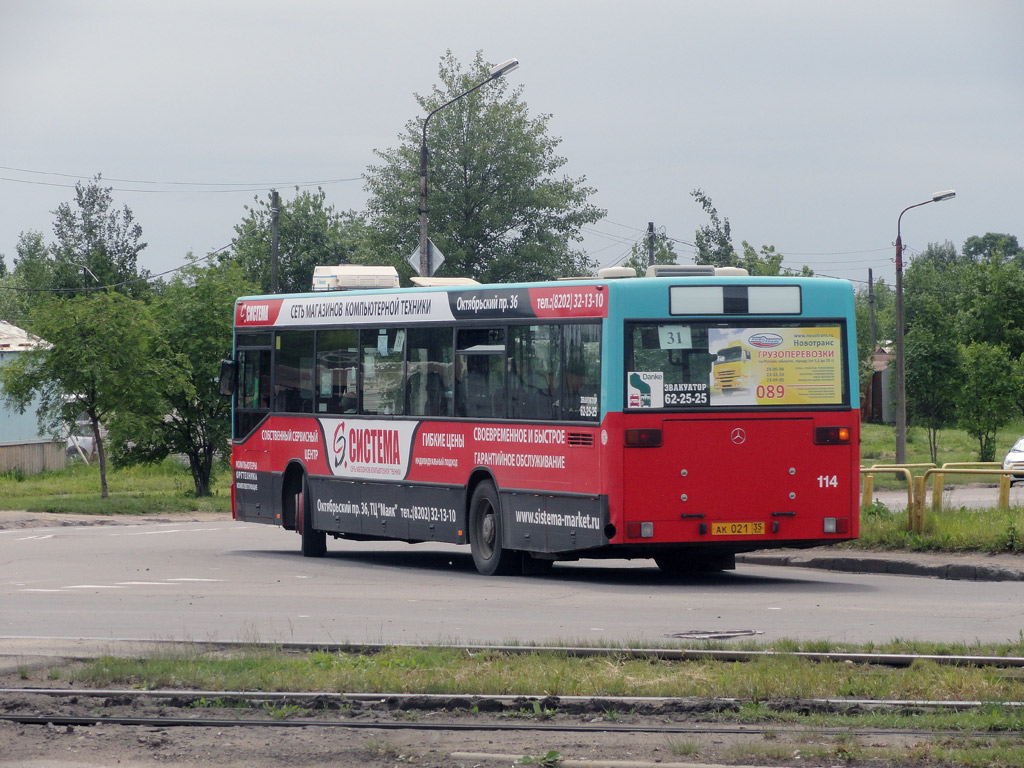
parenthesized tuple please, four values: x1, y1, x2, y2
(2, 0, 1020, 289)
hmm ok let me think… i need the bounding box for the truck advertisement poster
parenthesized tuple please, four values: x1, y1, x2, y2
(627, 325, 843, 408)
(708, 326, 842, 406)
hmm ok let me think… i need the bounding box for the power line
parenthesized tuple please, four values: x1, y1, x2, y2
(0, 166, 362, 194)
(0, 231, 253, 294)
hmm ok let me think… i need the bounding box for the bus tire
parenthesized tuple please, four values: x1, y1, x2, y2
(297, 475, 327, 558)
(469, 481, 519, 576)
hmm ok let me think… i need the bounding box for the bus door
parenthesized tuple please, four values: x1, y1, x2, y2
(233, 344, 274, 522)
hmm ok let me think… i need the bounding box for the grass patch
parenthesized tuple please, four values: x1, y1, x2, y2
(0, 457, 231, 515)
(860, 420, 1024, 489)
(60, 645, 1024, 706)
(849, 503, 1024, 553)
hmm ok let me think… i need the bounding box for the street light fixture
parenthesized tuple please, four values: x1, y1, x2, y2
(893, 189, 956, 464)
(68, 261, 99, 291)
(417, 58, 519, 278)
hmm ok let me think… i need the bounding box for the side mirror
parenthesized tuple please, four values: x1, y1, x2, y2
(219, 359, 237, 397)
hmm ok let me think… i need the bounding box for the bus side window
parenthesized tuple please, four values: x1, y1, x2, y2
(236, 347, 271, 437)
(407, 326, 454, 417)
(316, 329, 359, 414)
(360, 327, 405, 416)
(508, 325, 558, 420)
(455, 327, 505, 419)
(275, 331, 315, 413)
(561, 323, 601, 421)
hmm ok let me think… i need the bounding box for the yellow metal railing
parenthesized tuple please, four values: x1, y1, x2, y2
(860, 463, 1018, 533)
(859, 465, 917, 531)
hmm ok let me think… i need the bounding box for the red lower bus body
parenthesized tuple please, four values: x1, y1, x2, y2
(231, 407, 858, 570)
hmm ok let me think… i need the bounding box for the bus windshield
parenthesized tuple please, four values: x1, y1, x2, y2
(627, 321, 847, 409)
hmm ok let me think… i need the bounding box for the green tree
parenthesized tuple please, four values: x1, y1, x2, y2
(0, 292, 184, 497)
(962, 232, 1023, 266)
(854, 277, 895, 357)
(364, 50, 604, 283)
(738, 241, 813, 276)
(691, 189, 737, 267)
(955, 341, 1022, 461)
(622, 230, 679, 275)
(956, 260, 1024, 360)
(110, 260, 255, 496)
(0, 231, 51, 326)
(691, 191, 809, 276)
(905, 325, 961, 463)
(49, 175, 151, 296)
(230, 187, 373, 294)
(853, 277, 895, 411)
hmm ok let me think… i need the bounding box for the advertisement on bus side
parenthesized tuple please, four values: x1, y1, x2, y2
(234, 285, 609, 330)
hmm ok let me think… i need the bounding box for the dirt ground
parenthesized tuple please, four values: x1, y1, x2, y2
(0, 509, 229, 531)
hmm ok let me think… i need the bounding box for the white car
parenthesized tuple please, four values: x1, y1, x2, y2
(1003, 437, 1024, 485)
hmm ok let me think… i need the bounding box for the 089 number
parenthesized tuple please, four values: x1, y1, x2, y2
(756, 384, 785, 399)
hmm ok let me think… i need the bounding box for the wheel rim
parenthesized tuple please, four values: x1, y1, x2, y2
(481, 511, 496, 553)
(476, 500, 496, 559)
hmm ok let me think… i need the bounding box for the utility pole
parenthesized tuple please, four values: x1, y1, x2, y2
(647, 222, 655, 267)
(270, 189, 280, 294)
(867, 268, 876, 353)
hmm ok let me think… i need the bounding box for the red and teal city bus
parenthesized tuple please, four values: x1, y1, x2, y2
(223, 266, 859, 575)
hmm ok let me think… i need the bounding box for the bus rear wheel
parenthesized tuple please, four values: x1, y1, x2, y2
(296, 475, 327, 558)
(469, 481, 519, 576)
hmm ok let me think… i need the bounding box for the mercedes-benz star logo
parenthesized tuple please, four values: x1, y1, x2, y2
(730, 427, 747, 445)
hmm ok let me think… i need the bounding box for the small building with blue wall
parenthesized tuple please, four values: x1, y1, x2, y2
(0, 321, 66, 474)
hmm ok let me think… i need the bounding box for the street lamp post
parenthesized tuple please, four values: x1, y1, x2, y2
(894, 189, 956, 464)
(418, 58, 519, 278)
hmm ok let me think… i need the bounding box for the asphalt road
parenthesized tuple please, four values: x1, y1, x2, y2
(4, 516, 1024, 648)
(871, 480, 1024, 509)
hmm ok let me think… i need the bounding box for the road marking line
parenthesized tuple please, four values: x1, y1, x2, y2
(64, 585, 127, 589)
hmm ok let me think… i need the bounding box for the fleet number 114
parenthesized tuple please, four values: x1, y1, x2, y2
(817, 475, 838, 488)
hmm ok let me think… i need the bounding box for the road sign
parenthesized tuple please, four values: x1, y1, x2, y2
(408, 239, 445, 276)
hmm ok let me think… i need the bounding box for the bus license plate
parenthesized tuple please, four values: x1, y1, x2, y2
(712, 522, 765, 536)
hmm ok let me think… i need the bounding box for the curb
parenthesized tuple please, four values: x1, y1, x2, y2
(450, 754, 763, 768)
(735, 552, 1024, 582)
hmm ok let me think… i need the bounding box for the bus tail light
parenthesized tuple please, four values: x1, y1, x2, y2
(625, 428, 662, 447)
(627, 522, 654, 538)
(824, 517, 849, 534)
(814, 426, 851, 445)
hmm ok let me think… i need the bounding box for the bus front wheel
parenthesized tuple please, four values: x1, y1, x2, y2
(469, 481, 519, 576)
(296, 475, 327, 558)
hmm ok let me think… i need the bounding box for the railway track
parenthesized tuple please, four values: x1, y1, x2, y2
(2, 684, 1022, 736)
(5, 644, 1024, 767)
